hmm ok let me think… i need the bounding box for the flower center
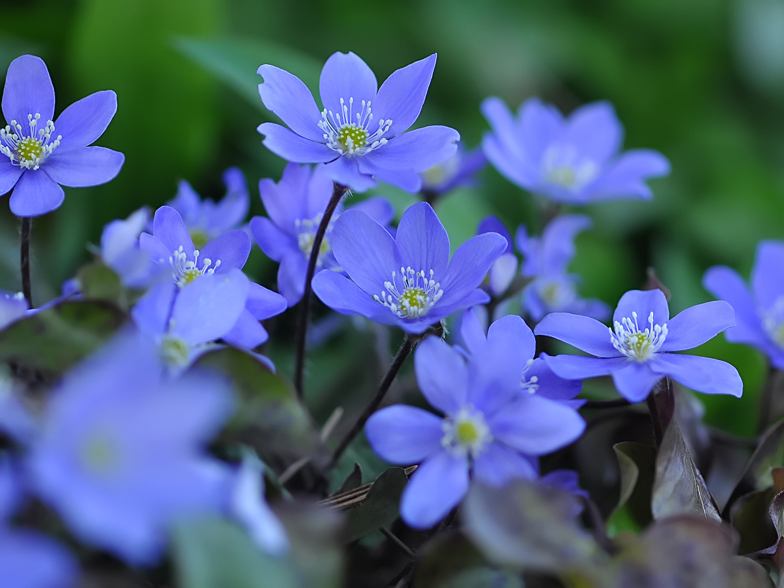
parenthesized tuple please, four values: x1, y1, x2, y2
(295, 215, 332, 265)
(762, 296, 784, 349)
(374, 267, 444, 319)
(0, 114, 61, 170)
(609, 311, 668, 362)
(441, 406, 492, 458)
(80, 431, 119, 475)
(319, 97, 392, 156)
(160, 335, 190, 366)
(542, 145, 598, 192)
(169, 246, 221, 287)
(520, 358, 539, 394)
(189, 228, 209, 250)
(536, 278, 577, 310)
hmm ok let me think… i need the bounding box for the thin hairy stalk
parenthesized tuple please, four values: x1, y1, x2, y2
(20, 217, 32, 307)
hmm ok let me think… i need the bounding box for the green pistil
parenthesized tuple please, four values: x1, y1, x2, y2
(81, 433, 118, 474)
(455, 421, 480, 445)
(338, 124, 368, 152)
(189, 228, 209, 250)
(16, 136, 43, 164)
(161, 336, 190, 366)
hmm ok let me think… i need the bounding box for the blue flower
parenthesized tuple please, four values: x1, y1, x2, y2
(420, 146, 487, 195)
(100, 207, 156, 288)
(311, 202, 506, 334)
(535, 289, 742, 402)
(166, 167, 250, 249)
(26, 333, 236, 564)
(365, 323, 585, 529)
(481, 97, 669, 205)
(250, 163, 394, 306)
(0, 55, 124, 217)
(0, 529, 80, 588)
(516, 214, 610, 322)
(257, 52, 460, 193)
(474, 216, 518, 298)
(704, 241, 784, 370)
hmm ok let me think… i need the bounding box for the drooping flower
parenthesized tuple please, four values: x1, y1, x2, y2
(257, 52, 460, 193)
(420, 146, 487, 195)
(704, 241, 784, 370)
(481, 97, 669, 205)
(516, 214, 610, 322)
(475, 215, 517, 298)
(99, 207, 157, 288)
(250, 163, 394, 306)
(365, 326, 585, 529)
(166, 167, 250, 249)
(535, 289, 742, 403)
(311, 202, 506, 334)
(26, 332, 236, 564)
(0, 55, 124, 217)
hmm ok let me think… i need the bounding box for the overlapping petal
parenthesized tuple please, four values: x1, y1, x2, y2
(400, 451, 468, 529)
(373, 54, 435, 136)
(414, 336, 468, 414)
(43, 147, 124, 187)
(257, 122, 336, 163)
(365, 405, 444, 464)
(535, 313, 618, 357)
(257, 65, 323, 142)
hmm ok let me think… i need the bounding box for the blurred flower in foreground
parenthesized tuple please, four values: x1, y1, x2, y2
(704, 240, 784, 369)
(258, 52, 459, 192)
(312, 202, 506, 334)
(481, 97, 669, 205)
(536, 289, 742, 402)
(251, 163, 394, 306)
(516, 214, 610, 322)
(0, 55, 124, 217)
(420, 146, 486, 196)
(475, 216, 517, 298)
(366, 320, 585, 529)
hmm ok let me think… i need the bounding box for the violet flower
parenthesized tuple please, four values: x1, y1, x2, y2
(0, 529, 79, 588)
(257, 52, 459, 192)
(100, 207, 156, 288)
(311, 202, 506, 334)
(0, 55, 123, 217)
(535, 289, 742, 403)
(704, 241, 784, 369)
(516, 214, 610, 322)
(475, 215, 517, 298)
(420, 146, 487, 195)
(365, 329, 585, 529)
(481, 97, 669, 205)
(250, 163, 394, 306)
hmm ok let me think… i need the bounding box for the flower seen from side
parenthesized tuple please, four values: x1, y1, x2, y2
(475, 216, 518, 298)
(0, 55, 124, 217)
(100, 207, 156, 288)
(535, 289, 742, 403)
(257, 52, 459, 193)
(420, 146, 487, 195)
(481, 97, 669, 205)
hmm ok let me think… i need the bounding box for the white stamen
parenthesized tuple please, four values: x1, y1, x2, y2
(541, 145, 598, 192)
(168, 246, 221, 287)
(373, 267, 443, 319)
(318, 97, 392, 157)
(0, 113, 61, 170)
(609, 310, 668, 362)
(441, 405, 492, 458)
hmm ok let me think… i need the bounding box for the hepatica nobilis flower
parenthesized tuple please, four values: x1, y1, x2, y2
(250, 163, 394, 306)
(311, 202, 506, 334)
(704, 240, 784, 369)
(258, 52, 460, 193)
(420, 145, 487, 196)
(535, 289, 742, 403)
(481, 97, 669, 205)
(0, 55, 124, 216)
(365, 325, 585, 529)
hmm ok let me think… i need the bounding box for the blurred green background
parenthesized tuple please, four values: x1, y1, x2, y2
(1, 0, 783, 435)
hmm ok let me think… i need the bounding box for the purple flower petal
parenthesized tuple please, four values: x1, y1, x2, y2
(250, 216, 295, 262)
(53, 90, 117, 152)
(400, 451, 468, 529)
(361, 125, 459, 172)
(318, 52, 377, 121)
(365, 405, 444, 464)
(350, 196, 395, 226)
(257, 122, 336, 163)
(473, 443, 538, 487)
(373, 54, 436, 137)
(481, 97, 524, 159)
(611, 361, 663, 403)
(438, 233, 506, 307)
(414, 336, 468, 414)
(650, 354, 743, 397)
(561, 102, 622, 166)
(660, 300, 734, 352)
(489, 253, 517, 297)
(355, 157, 423, 192)
(544, 354, 629, 380)
(703, 266, 770, 349)
(321, 156, 377, 192)
(488, 395, 585, 454)
(311, 270, 397, 325)
(613, 289, 669, 325)
(540, 214, 592, 274)
(459, 308, 487, 355)
(153, 206, 194, 258)
(138, 233, 170, 267)
(518, 97, 563, 164)
(477, 215, 512, 251)
(395, 202, 450, 278)
(468, 331, 528, 415)
(0, 529, 79, 588)
(9, 170, 64, 217)
(132, 281, 177, 336)
(222, 309, 268, 349)
(0, 160, 23, 195)
(433, 288, 490, 320)
(752, 241, 784, 310)
(257, 65, 324, 142)
(535, 313, 618, 357)
(482, 131, 534, 189)
(525, 355, 583, 403)
(2, 55, 55, 126)
(584, 150, 670, 202)
(304, 163, 335, 217)
(43, 147, 124, 187)
(200, 229, 251, 271)
(258, 164, 310, 233)
(245, 282, 287, 321)
(487, 314, 536, 364)
(277, 250, 309, 307)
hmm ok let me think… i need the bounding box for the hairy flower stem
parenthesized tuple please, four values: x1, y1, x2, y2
(328, 335, 414, 469)
(20, 217, 32, 307)
(294, 182, 349, 400)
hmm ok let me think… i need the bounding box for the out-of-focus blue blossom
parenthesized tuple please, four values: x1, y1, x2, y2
(365, 320, 586, 529)
(0, 377, 37, 445)
(100, 207, 156, 288)
(166, 168, 250, 249)
(516, 214, 610, 322)
(420, 146, 486, 195)
(0, 529, 80, 588)
(475, 216, 517, 298)
(0, 55, 124, 217)
(250, 163, 394, 306)
(312, 202, 506, 334)
(535, 289, 742, 403)
(481, 97, 669, 205)
(257, 52, 459, 193)
(0, 290, 28, 329)
(26, 333, 236, 564)
(704, 241, 784, 370)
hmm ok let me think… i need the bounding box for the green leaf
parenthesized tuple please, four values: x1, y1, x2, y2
(336, 462, 362, 494)
(607, 442, 656, 536)
(345, 467, 408, 543)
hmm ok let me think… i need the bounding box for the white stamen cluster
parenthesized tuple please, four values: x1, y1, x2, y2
(762, 296, 784, 349)
(542, 145, 598, 191)
(0, 113, 61, 170)
(319, 97, 392, 156)
(374, 267, 444, 319)
(520, 358, 539, 395)
(169, 246, 221, 287)
(295, 214, 333, 264)
(441, 406, 493, 458)
(609, 311, 668, 362)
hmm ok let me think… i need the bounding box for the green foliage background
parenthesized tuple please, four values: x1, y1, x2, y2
(1, 0, 783, 436)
